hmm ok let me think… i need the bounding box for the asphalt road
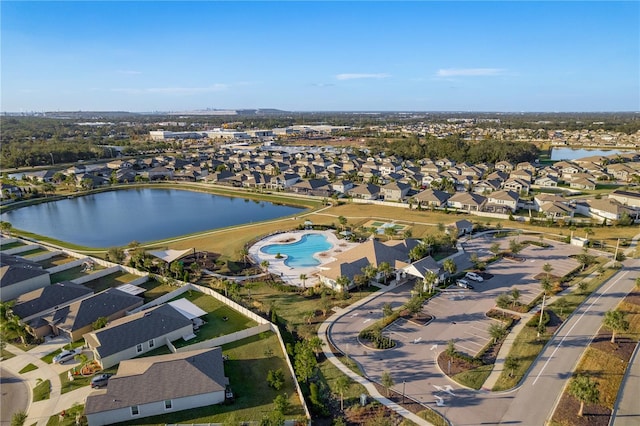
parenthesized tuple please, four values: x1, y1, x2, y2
(0, 367, 29, 425)
(328, 238, 635, 425)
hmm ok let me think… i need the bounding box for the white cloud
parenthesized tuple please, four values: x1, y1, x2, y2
(111, 84, 228, 95)
(436, 68, 505, 77)
(335, 73, 390, 80)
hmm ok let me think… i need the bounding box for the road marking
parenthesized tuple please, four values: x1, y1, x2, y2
(533, 270, 629, 385)
(444, 385, 456, 396)
(363, 318, 372, 324)
(350, 313, 359, 317)
(435, 395, 445, 406)
(429, 342, 436, 350)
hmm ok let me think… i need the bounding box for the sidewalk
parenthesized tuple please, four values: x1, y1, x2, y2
(317, 286, 434, 426)
(2, 338, 92, 426)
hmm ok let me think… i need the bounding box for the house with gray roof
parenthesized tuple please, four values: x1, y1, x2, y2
(349, 183, 380, 200)
(84, 303, 195, 369)
(84, 347, 228, 426)
(41, 288, 143, 341)
(12, 281, 93, 323)
(380, 181, 411, 202)
(413, 189, 450, 208)
(0, 253, 50, 302)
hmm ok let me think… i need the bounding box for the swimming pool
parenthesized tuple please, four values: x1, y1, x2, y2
(261, 233, 332, 267)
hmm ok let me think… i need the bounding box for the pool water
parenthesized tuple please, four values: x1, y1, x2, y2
(261, 234, 332, 267)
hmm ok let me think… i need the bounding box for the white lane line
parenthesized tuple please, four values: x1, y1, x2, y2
(532, 270, 629, 385)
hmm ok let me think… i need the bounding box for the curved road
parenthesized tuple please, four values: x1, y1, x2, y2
(0, 367, 29, 424)
(327, 245, 639, 425)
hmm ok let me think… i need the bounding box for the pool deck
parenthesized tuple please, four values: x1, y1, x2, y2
(248, 230, 359, 287)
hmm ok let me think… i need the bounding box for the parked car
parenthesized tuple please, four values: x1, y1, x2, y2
(465, 272, 484, 282)
(53, 349, 79, 364)
(456, 279, 474, 289)
(90, 373, 113, 388)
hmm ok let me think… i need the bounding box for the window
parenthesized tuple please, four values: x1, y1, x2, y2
(131, 405, 139, 416)
(164, 399, 172, 410)
(148, 339, 155, 348)
(136, 344, 143, 353)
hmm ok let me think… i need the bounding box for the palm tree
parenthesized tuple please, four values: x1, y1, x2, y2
(362, 264, 378, 283)
(299, 273, 307, 289)
(489, 242, 501, 257)
(504, 357, 519, 378)
(510, 287, 521, 308)
(543, 262, 553, 280)
(336, 275, 351, 292)
(381, 371, 394, 397)
(260, 260, 270, 273)
(383, 226, 396, 241)
(568, 375, 599, 417)
(338, 216, 347, 231)
(538, 276, 553, 337)
(603, 309, 629, 343)
(443, 258, 457, 277)
(509, 239, 524, 256)
(382, 302, 393, 318)
(424, 271, 438, 294)
(378, 262, 393, 283)
(353, 274, 367, 296)
(0, 221, 12, 236)
(239, 247, 250, 266)
(335, 375, 351, 411)
(488, 323, 507, 344)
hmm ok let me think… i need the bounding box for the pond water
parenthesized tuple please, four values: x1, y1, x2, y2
(550, 147, 638, 161)
(1, 188, 304, 247)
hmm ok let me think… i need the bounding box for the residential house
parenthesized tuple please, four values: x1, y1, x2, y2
(268, 173, 300, 190)
(146, 166, 174, 181)
(400, 256, 446, 288)
(0, 253, 50, 302)
(569, 177, 596, 190)
(509, 169, 533, 183)
(495, 161, 515, 172)
(349, 183, 380, 200)
(503, 178, 531, 195)
(580, 198, 639, 223)
(534, 176, 559, 187)
(331, 180, 354, 194)
(486, 190, 520, 213)
(0, 183, 22, 199)
(473, 179, 502, 195)
(379, 161, 402, 176)
(39, 288, 143, 341)
(12, 281, 93, 324)
(539, 202, 575, 219)
(609, 190, 640, 208)
(84, 347, 229, 426)
(290, 179, 332, 197)
(84, 303, 197, 369)
(413, 189, 450, 208)
(380, 181, 411, 202)
(447, 192, 487, 212)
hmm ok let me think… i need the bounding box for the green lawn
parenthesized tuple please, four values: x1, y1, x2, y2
(19, 248, 50, 258)
(36, 255, 76, 269)
(33, 379, 51, 402)
(112, 332, 305, 425)
(171, 291, 257, 349)
(19, 363, 38, 374)
(1, 348, 15, 360)
(452, 364, 493, 390)
(139, 279, 176, 303)
(81, 271, 139, 293)
(41, 341, 85, 364)
(49, 266, 94, 283)
(0, 241, 25, 250)
(59, 365, 118, 395)
(46, 403, 84, 426)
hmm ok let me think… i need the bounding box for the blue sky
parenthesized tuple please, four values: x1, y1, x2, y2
(2, 1, 638, 112)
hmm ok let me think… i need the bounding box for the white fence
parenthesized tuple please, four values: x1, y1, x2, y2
(175, 323, 272, 353)
(4, 244, 41, 255)
(28, 250, 63, 263)
(46, 257, 90, 274)
(72, 266, 121, 285)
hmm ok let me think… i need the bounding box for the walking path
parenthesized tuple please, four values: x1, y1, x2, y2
(317, 285, 434, 426)
(1, 338, 94, 426)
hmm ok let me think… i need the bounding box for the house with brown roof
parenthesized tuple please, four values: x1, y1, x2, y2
(349, 183, 380, 200)
(317, 239, 412, 290)
(413, 189, 450, 208)
(486, 190, 520, 213)
(447, 192, 487, 212)
(380, 181, 411, 201)
(84, 347, 228, 426)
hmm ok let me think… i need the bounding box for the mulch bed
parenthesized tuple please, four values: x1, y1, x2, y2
(400, 311, 433, 326)
(437, 352, 480, 376)
(551, 289, 640, 426)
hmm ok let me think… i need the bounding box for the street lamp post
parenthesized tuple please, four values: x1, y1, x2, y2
(402, 380, 406, 404)
(49, 152, 54, 165)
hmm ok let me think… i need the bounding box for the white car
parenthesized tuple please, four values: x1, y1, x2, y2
(465, 272, 484, 282)
(53, 349, 79, 364)
(456, 279, 474, 289)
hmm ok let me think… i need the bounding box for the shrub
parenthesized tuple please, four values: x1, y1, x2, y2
(527, 311, 550, 327)
(359, 329, 396, 349)
(267, 368, 285, 390)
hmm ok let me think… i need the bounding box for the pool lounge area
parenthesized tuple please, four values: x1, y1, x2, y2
(249, 230, 359, 287)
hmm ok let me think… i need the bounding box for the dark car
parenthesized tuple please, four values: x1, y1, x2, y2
(90, 373, 113, 388)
